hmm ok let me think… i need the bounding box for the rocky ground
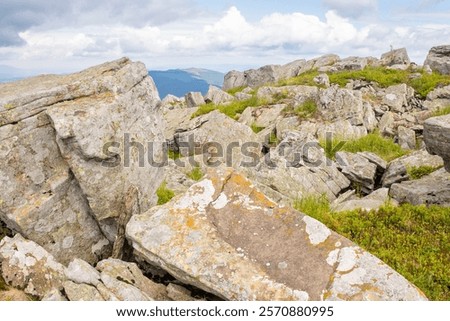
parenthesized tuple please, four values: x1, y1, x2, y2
(0, 46, 449, 301)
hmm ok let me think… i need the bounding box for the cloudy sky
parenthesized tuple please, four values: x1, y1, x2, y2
(0, 0, 449, 76)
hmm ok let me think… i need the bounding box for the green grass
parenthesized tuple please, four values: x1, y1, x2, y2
(294, 99, 318, 118)
(294, 196, 450, 301)
(156, 181, 175, 205)
(320, 132, 408, 161)
(226, 86, 247, 96)
(407, 165, 442, 180)
(250, 123, 265, 134)
(432, 105, 450, 117)
(187, 167, 204, 181)
(326, 67, 450, 99)
(191, 95, 268, 119)
(277, 70, 320, 87)
(168, 150, 181, 160)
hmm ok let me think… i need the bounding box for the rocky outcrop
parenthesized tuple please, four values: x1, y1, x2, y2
(204, 86, 235, 105)
(0, 234, 66, 298)
(390, 169, 450, 206)
(424, 114, 450, 171)
(424, 45, 450, 75)
(126, 167, 426, 301)
(0, 58, 165, 264)
(185, 92, 205, 108)
(380, 48, 410, 69)
(335, 152, 378, 194)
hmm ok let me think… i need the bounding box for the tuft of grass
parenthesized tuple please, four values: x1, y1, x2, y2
(156, 181, 175, 205)
(407, 165, 442, 180)
(320, 132, 408, 161)
(187, 167, 204, 181)
(191, 95, 268, 119)
(226, 86, 247, 96)
(409, 72, 450, 99)
(277, 70, 320, 87)
(250, 123, 265, 134)
(168, 150, 181, 160)
(294, 196, 450, 301)
(268, 132, 279, 146)
(0, 276, 7, 291)
(432, 106, 450, 117)
(294, 99, 318, 118)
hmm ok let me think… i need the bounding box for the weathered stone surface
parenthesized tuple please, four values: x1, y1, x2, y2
(0, 288, 32, 301)
(382, 84, 415, 113)
(160, 95, 185, 110)
(382, 150, 444, 187)
(65, 258, 101, 286)
(390, 169, 450, 206)
(314, 73, 330, 87)
(424, 85, 450, 110)
(249, 132, 350, 201)
(167, 283, 197, 301)
(204, 86, 234, 105)
(163, 107, 198, 140)
(42, 288, 67, 301)
(174, 110, 261, 167)
(63, 281, 104, 301)
(0, 234, 66, 298)
(424, 45, 450, 75)
(185, 92, 205, 108)
(398, 126, 416, 150)
(100, 273, 153, 301)
(163, 160, 197, 195)
(316, 120, 367, 140)
(335, 152, 378, 194)
(318, 86, 365, 125)
(0, 58, 165, 263)
(380, 48, 410, 68)
(222, 71, 246, 91)
(330, 57, 369, 72)
(239, 104, 285, 128)
(126, 167, 426, 301)
(257, 85, 319, 105)
(358, 152, 388, 172)
(97, 258, 169, 300)
(332, 188, 391, 212)
(378, 111, 396, 136)
(424, 114, 450, 171)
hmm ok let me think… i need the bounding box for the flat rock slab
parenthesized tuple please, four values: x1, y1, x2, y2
(126, 167, 426, 301)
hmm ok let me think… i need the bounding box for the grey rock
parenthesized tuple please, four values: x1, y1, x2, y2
(167, 284, 197, 301)
(126, 167, 426, 301)
(330, 56, 370, 72)
(382, 150, 444, 187)
(235, 92, 253, 101)
(239, 104, 286, 128)
(100, 273, 153, 301)
(63, 281, 105, 301)
(424, 85, 450, 110)
(96, 258, 169, 300)
(380, 48, 410, 67)
(313, 73, 330, 87)
(398, 126, 416, 150)
(164, 160, 197, 195)
(160, 95, 184, 110)
(318, 86, 365, 126)
(163, 106, 198, 140)
(358, 152, 388, 172)
(363, 102, 378, 132)
(204, 85, 234, 105)
(185, 92, 205, 108)
(335, 152, 378, 194)
(42, 288, 68, 301)
(332, 188, 391, 213)
(378, 112, 396, 136)
(275, 117, 300, 140)
(316, 120, 367, 141)
(390, 169, 450, 206)
(382, 84, 415, 113)
(424, 45, 450, 75)
(256, 85, 319, 104)
(248, 132, 350, 201)
(174, 110, 261, 168)
(0, 234, 66, 298)
(424, 114, 450, 171)
(65, 258, 101, 286)
(222, 71, 246, 91)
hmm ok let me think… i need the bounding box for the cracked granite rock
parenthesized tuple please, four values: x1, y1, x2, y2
(126, 167, 426, 301)
(0, 58, 165, 263)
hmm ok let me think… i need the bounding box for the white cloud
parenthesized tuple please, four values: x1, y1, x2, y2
(2, 6, 450, 73)
(322, 0, 378, 18)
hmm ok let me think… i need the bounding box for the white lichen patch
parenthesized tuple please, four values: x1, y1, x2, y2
(336, 247, 358, 272)
(174, 179, 215, 211)
(212, 193, 228, 210)
(302, 216, 331, 245)
(278, 262, 288, 269)
(326, 249, 340, 266)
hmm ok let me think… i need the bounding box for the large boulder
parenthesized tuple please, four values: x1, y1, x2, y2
(390, 169, 450, 206)
(204, 86, 234, 105)
(126, 167, 426, 301)
(380, 48, 411, 68)
(0, 58, 165, 263)
(335, 152, 378, 194)
(424, 45, 450, 75)
(424, 114, 450, 171)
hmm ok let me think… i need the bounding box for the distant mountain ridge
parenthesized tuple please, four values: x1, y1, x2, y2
(148, 68, 224, 99)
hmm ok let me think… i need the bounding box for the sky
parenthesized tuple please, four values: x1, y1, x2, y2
(0, 0, 449, 76)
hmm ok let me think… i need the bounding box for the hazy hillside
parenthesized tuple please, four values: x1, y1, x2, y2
(149, 68, 224, 98)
